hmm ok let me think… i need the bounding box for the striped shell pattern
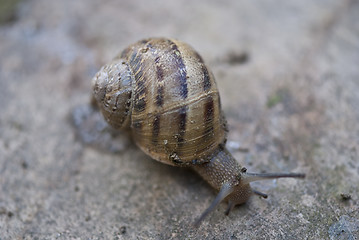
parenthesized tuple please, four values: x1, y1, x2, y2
(92, 38, 227, 166)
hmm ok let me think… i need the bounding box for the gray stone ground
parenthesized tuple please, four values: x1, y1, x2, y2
(1, 0, 358, 239)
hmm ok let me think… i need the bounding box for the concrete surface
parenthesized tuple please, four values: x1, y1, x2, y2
(0, 0, 358, 239)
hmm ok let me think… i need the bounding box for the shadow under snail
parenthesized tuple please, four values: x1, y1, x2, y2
(91, 37, 305, 226)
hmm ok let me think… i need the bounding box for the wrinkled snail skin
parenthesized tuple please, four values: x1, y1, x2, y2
(92, 37, 305, 226)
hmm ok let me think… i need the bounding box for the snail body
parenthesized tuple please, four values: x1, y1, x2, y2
(92, 38, 305, 225)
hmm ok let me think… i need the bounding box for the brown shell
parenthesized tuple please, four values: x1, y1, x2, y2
(94, 38, 227, 166)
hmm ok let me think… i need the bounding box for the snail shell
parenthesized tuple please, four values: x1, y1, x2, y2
(92, 38, 305, 226)
(93, 38, 226, 166)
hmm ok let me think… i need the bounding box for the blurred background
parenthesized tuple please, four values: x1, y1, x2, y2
(0, 0, 358, 239)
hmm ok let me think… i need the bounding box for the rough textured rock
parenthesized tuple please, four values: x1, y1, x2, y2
(0, 0, 358, 239)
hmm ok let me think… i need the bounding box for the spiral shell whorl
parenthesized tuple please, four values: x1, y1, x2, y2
(92, 60, 133, 130)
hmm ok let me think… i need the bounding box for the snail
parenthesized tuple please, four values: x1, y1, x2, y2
(91, 38, 305, 226)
